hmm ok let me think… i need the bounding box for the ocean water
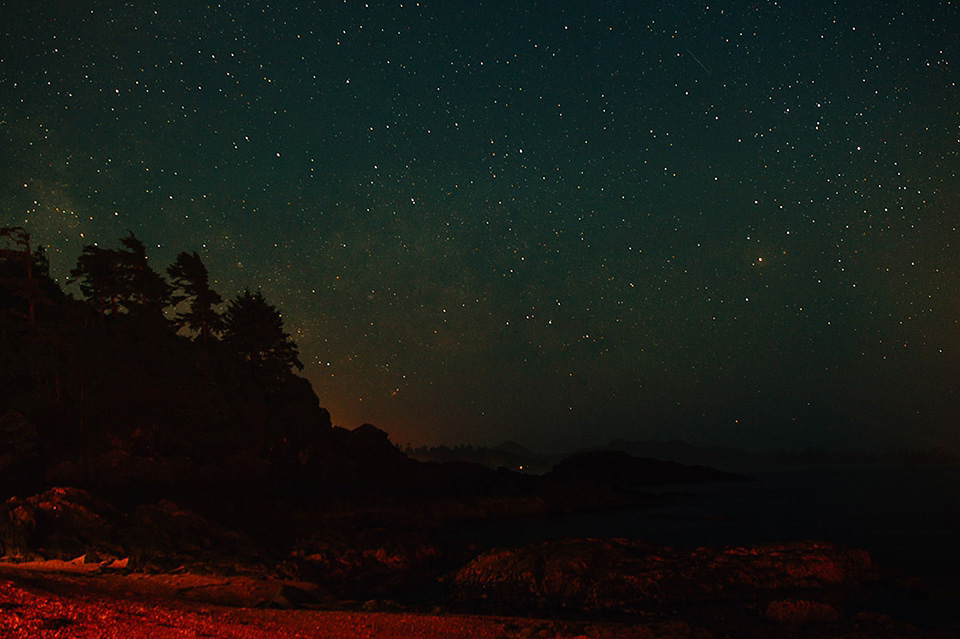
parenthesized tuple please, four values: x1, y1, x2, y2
(472, 464, 960, 574)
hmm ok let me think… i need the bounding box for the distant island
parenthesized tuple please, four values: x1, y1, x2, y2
(409, 437, 960, 474)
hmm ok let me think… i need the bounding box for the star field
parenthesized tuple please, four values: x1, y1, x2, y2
(2, 1, 958, 452)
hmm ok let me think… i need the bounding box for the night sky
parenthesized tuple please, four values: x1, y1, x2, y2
(2, 1, 958, 452)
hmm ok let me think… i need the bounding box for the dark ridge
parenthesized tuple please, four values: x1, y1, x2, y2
(548, 449, 751, 488)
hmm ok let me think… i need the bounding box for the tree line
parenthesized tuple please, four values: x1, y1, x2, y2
(66, 230, 302, 376)
(0, 226, 329, 491)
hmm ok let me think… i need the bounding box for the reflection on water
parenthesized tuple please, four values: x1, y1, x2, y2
(475, 464, 960, 574)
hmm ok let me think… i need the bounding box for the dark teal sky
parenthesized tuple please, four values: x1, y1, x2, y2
(2, 1, 958, 452)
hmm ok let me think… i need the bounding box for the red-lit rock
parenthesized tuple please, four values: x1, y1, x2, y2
(0, 487, 122, 560)
(450, 538, 874, 612)
(764, 598, 844, 624)
(119, 499, 254, 571)
(704, 541, 873, 590)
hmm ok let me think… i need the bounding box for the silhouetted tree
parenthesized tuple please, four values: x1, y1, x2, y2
(69, 233, 169, 320)
(0, 227, 46, 326)
(223, 289, 302, 380)
(117, 232, 170, 319)
(1, 226, 340, 473)
(167, 251, 223, 341)
(70, 244, 127, 319)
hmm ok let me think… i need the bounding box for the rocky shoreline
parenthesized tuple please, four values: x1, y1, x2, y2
(0, 431, 957, 637)
(1, 537, 957, 638)
(1, 482, 958, 637)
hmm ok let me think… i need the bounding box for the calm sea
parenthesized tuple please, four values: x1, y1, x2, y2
(471, 464, 960, 574)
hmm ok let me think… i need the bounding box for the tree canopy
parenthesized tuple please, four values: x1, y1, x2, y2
(1, 229, 326, 472)
(224, 289, 303, 381)
(167, 251, 224, 341)
(68, 232, 169, 320)
(119, 232, 170, 319)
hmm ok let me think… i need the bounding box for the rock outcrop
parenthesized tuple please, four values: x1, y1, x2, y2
(0, 487, 122, 560)
(0, 487, 259, 572)
(450, 538, 874, 612)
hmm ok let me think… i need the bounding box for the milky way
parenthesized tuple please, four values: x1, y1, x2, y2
(2, 1, 958, 451)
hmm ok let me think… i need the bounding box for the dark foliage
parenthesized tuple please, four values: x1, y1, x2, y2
(223, 289, 303, 383)
(1, 227, 60, 326)
(117, 232, 171, 320)
(0, 229, 330, 498)
(167, 251, 224, 341)
(67, 232, 170, 321)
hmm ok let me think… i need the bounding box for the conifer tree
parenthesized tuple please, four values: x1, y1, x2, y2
(69, 232, 169, 320)
(69, 244, 124, 319)
(117, 232, 170, 319)
(223, 289, 302, 380)
(0, 227, 45, 326)
(167, 251, 224, 341)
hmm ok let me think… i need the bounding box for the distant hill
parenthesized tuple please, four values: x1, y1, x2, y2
(599, 440, 767, 472)
(548, 450, 750, 488)
(408, 439, 759, 477)
(494, 440, 539, 459)
(407, 439, 760, 475)
(406, 442, 561, 475)
(408, 438, 960, 477)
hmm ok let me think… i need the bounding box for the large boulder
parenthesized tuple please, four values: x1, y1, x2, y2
(0, 487, 256, 572)
(450, 538, 873, 612)
(118, 499, 254, 572)
(765, 598, 844, 624)
(292, 528, 444, 598)
(0, 487, 122, 560)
